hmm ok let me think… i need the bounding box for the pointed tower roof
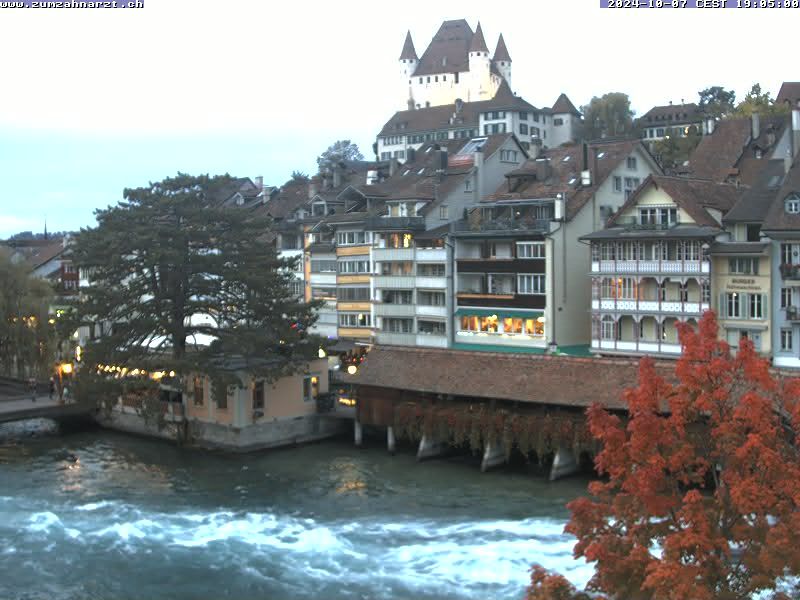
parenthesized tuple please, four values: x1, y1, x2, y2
(399, 30, 418, 61)
(552, 93, 581, 116)
(468, 22, 489, 53)
(493, 33, 511, 62)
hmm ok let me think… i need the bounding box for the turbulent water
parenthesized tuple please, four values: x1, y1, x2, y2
(0, 420, 591, 600)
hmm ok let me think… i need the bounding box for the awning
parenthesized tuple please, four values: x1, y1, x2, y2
(455, 308, 544, 319)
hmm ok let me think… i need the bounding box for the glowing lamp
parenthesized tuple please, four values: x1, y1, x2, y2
(347, 365, 358, 375)
(318, 348, 327, 359)
(60, 363, 73, 375)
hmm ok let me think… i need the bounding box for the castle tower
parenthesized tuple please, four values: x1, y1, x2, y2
(399, 30, 419, 110)
(467, 22, 491, 102)
(492, 33, 512, 87)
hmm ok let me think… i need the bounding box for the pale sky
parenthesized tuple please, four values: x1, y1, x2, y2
(0, 0, 795, 237)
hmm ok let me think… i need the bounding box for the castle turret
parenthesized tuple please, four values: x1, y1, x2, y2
(467, 22, 491, 102)
(492, 33, 512, 86)
(399, 30, 419, 110)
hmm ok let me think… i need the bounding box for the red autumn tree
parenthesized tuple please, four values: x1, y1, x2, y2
(528, 311, 800, 600)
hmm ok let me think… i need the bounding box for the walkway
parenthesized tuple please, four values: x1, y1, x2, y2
(0, 395, 93, 424)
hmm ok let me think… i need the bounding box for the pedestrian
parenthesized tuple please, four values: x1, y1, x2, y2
(62, 385, 70, 403)
(29, 377, 37, 402)
(49, 377, 55, 400)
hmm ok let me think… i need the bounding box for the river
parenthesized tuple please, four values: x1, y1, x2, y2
(0, 420, 592, 600)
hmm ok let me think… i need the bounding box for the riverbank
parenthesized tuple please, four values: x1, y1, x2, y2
(0, 423, 591, 600)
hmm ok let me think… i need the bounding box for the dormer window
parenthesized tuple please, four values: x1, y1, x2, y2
(786, 194, 800, 214)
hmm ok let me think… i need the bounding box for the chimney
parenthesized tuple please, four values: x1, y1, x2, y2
(254, 175, 263, 190)
(308, 180, 318, 199)
(473, 149, 484, 198)
(582, 142, 589, 172)
(705, 117, 716, 135)
(438, 149, 449, 172)
(751, 112, 760, 142)
(535, 158, 551, 182)
(792, 107, 800, 159)
(389, 159, 396, 177)
(407, 147, 416, 164)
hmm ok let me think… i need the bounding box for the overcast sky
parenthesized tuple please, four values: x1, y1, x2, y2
(0, 0, 795, 237)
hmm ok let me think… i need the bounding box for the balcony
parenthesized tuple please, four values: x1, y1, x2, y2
(780, 264, 800, 281)
(591, 260, 710, 274)
(786, 306, 800, 322)
(416, 304, 448, 318)
(372, 275, 415, 289)
(364, 216, 425, 231)
(374, 303, 416, 317)
(415, 276, 446, 289)
(614, 217, 680, 230)
(591, 299, 710, 315)
(592, 339, 682, 355)
(416, 248, 446, 261)
(376, 332, 417, 346)
(452, 218, 551, 234)
(372, 247, 415, 261)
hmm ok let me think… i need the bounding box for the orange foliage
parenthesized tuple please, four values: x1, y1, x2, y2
(528, 311, 800, 600)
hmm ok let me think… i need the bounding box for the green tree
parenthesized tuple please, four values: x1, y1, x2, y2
(290, 170, 309, 182)
(698, 86, 736, 119)
(734, 83, 789, 118)
(651, 125, 702, 172)
(0, 249, 55, 378)
(71, 173, 322, 400)
(316, 140, 364, 170)
(581, 93, 635, 140)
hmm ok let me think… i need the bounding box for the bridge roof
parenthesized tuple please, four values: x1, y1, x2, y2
(353, 346, 675, 411)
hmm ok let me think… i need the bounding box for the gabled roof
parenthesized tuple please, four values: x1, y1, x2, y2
(379, 83, 537, 137)
(259, 179, 309, 220)
(25, 241, 66, 271)
(468, 22, 489, 53)
(724, 159, 786, 223)
(551, 93, 580, 116)
(776, 82, 800, 107)
(607, 176, 743, 228)
(763, 155, 800, 232)
(399, 30, 418, 60)
(488, 139, 658, 221)
(414, 19, 474, 76)
(492, 33, 511, 62)
(688, 115, 787, 184)
(640, 103, 703, 124)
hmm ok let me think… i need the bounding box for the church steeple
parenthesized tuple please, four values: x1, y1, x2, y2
(399, 30, 418, 61)
(468, 22, 489, 54)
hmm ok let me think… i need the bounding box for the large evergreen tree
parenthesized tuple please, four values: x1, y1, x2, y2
(72, 173, 321, 396)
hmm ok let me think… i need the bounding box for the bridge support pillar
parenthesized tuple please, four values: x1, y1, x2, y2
(417, 434, 448, 461)
(481, 441, 506, 472)
(549, 445, 579, 481)
(354, 420, 363, 447)
(387, 426, 396, 454)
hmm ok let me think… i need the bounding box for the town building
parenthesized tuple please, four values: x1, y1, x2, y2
(638, 102, 708, 142)
(453, 139, 661, 353)
(584, 176, 744, 358)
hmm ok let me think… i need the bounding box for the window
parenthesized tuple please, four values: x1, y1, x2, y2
(626, 156, 637, 169)
(519, 123, 529, 135)
(639, 207, 677, 226)
(381, 290, 413, 305)
(193, 376, 204, 406)
(418, 320, 446, 335)
(311, 260, 337, 273)
(533, 113, 539, 122)
(217, 388, 228, 410)
(782, 243, 798, 265)
(729, 258, 758, 275)
(746, 224, 761, 242)
(553, 118, 564, 126)
(336, 231, 368, 246)
(613, 176, 622, 192)
(253, 381, 264, 410)
(517, 274, 545, 294)
(624, 177, 640, 190)
(339, 313, 371, 328)
(418, 263, 445, 277)
(749, 294, 764, 319)
(519, 111, 528, 120)
(383, 318, 413, 333)
(418, 291, 445, 306)
(464, 179, 472, 192)
(439, 205, 449, 220)
(337, 287, 370, 301)
(338, 259, 370, 274)
(781, 288, 793, 309)
(516, 242, 545, 258)
(781, 329, 793, 352)
(290, 280, 303, 297)
(725, 292, 741, 319)
(500, 149, 518, 162)
(311, 286, 336, 299)
(601, 316, 615, 340)
(702, 282, 711, 303)
(656, 128, 664, 137)
(380, 152, 391, 160)
(380, 261, 413, 275)
(786, 194, 800, 214)
(303, 375, 319, 403)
